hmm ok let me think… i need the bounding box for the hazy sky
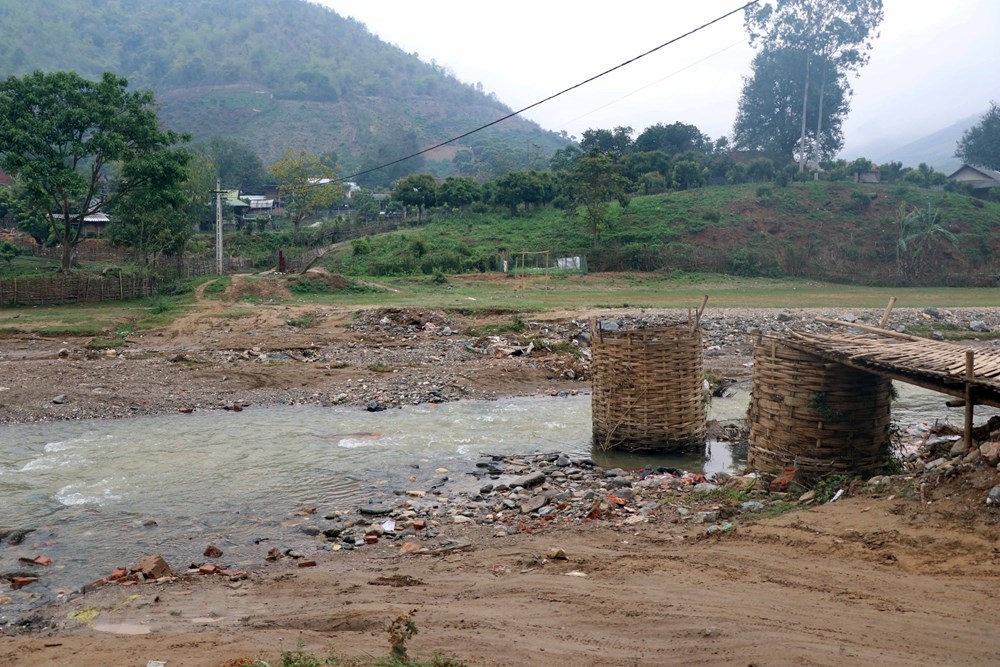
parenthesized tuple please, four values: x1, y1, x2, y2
(317, 1, 1000, 156)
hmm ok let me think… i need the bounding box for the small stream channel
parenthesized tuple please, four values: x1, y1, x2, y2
(0, 385, 994, 620)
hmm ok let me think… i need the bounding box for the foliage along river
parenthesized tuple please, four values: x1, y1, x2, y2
(0, 386, 991, 621)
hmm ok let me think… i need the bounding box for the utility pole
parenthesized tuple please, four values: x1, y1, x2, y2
(213, 178, 224, 275)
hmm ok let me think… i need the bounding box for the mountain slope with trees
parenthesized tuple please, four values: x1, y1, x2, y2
(0, 0, 570, 185)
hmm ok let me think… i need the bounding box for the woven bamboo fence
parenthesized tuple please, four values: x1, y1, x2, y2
(0, 274, 157, 306)
(591, 322, 706, 452)
(747, 337, 893, 477)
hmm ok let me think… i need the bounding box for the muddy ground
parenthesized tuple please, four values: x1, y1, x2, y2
(1, 285, 1000, 666)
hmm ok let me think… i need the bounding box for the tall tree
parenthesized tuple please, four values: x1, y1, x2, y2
(634, 122, 710, 155)
(955, 102, 1000, 171)
(270, 149, 343, 238)
(733, 45, 848, 160)
(391, 173, 438, 223)
(0, 70, 189, 271)
(580, 127, 634, 157)
(567, 150, 630, 245)
(203, 137, 267, 192)
(745, 0, 883, 169)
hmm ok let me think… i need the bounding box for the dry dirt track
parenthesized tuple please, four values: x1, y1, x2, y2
(3, 490, 999, 667)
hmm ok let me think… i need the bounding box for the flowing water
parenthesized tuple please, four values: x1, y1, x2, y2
(0, 386, 996, 619)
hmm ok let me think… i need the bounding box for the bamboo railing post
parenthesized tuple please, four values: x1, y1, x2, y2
(964, 349, 975, 449)
(879, 296, 897, 328)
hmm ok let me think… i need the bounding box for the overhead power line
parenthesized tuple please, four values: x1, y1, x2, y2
(338, 1, 758, 183)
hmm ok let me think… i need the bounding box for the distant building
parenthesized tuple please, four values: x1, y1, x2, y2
(852, 163, 880, 184)
(80, 213, 110, 237)
(948, 164, 1000, 190)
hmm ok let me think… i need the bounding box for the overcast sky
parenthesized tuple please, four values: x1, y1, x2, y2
(316, 1, 1000, 156)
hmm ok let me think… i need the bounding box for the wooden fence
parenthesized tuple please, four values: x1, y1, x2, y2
(0, 273, 158, 307)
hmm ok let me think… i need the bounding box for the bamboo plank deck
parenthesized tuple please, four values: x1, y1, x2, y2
(782, 329, 1000, 407)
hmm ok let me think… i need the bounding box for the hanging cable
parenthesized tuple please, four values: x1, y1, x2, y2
(336, 1, 758, 183)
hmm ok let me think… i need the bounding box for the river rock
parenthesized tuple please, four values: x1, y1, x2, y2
(970, 321, 990, 332)
(520, 494, 548, 514)
(52, 395, 67, 404)
(359, 502, 394, 515)
(980, 442, 1000, 466)
(511, 471, 546, 489)
(988, 487, 1000, 505)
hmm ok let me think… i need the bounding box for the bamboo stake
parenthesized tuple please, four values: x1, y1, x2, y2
(964, 349, 975, 449)
(879, 296, 897, 328)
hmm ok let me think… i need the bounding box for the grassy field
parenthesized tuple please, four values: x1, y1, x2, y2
(2, 272, 997, 336)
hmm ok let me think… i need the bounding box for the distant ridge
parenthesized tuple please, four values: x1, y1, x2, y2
(862, 114, 981, 173)
(0, 0, 570, 183)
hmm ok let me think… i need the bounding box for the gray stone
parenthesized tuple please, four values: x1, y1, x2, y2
(988, 487, 1000, 505)
(555, 454, 571, 467)
(511, 471, 546, 489)
(52, 395, 67, 404)
(692, 482, 719, 493)
(740, 500, 765, 512)
(359, 503, 394, 516)
(694, 511, 719, 524)
(922, 307, 943, 319)
(520, 494, 548, 514)
(599, 320, 620, 331)
(970, 321, 990, 332)
(950, 439, 970, 458)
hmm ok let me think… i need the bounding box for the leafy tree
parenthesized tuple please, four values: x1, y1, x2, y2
(270, 149, 343, 238)
(437, 176, 481, 210)
(107, 153, 214, 263)
(733, 45, 847, 160)
(902, 163, 947, 189)
(671, 160, 705, 190)
(203, 137, 267, 192)
(391, 173, 437, 223)
(0, 70, 190, 271)
(634, 122, 710, 155)
(745, 0, 883, 169)
(956, 102, 1000, 170)
(0, 240, 21, 263)
(580, 127, 634, 157)
(567, 150, 630, 245)
(549, 145, 582, 173)
(106, 192, 190, 264)
(489, 170, 553, 216)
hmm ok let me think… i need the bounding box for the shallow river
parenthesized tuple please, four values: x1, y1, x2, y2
(0, 386, 994, 619)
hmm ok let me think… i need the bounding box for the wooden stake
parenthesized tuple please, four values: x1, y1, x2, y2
(879, 296, 897, 328)
(964, 349, 975, 449)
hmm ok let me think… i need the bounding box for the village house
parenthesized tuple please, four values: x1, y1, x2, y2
(948, 164, 1000, 190)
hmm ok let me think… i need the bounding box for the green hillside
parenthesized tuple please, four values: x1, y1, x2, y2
(0, 0, 569, 182)
(317, 181, 1000, 287)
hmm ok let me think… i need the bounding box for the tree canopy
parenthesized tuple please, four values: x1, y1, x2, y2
(270, 149, 343, 237)
(0, 70, 190, 271)
(733, 45, 848, 160)
(956, 102, 1000, 171)
(743, 0, 883, 167)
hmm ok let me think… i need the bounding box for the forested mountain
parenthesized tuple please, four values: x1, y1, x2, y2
(0, 0, 570, 185)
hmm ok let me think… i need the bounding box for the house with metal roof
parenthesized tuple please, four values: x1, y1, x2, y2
(948, 164, 1000, 190)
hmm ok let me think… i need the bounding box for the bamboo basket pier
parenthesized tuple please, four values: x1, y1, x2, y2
(748, 337, 892, 477)
(591, 322, 706, 452)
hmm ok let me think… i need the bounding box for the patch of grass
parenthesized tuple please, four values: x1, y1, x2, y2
(367, 360, 395, 373)
(207, 307, 256, 319)
(466, 316, 526, 336)
(689, 486, 750, 503)
(812, 473, 852, 503)
(286, 311, 320, 329)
